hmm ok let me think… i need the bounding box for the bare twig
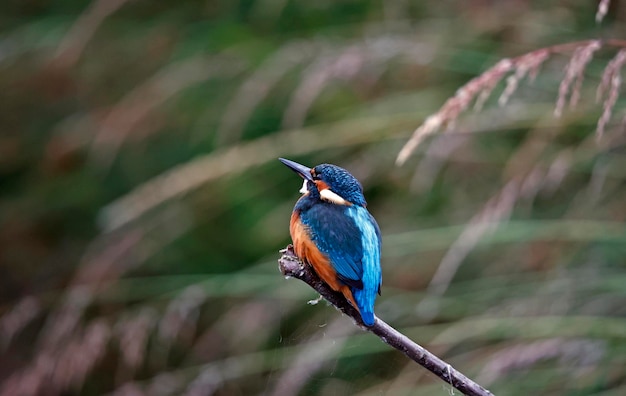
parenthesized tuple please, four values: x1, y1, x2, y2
(278, 245, 494, 396)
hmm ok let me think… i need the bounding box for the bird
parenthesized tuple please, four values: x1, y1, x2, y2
(279, 157, 382, 326)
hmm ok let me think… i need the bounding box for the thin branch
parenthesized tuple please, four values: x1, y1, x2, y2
(278, 245, 494, 396)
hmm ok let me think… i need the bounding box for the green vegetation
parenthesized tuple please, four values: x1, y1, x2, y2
(0, 1, 624, 395)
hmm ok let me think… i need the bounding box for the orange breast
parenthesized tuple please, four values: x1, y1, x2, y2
(290, 211, 359, 312)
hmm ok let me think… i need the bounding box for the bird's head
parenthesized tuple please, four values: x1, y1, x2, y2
(279, 158, 367, 207)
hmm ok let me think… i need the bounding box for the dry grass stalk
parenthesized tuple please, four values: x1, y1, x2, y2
(281, 46, 365, 129)
(145, 373, 185, 396)
(100, 113, 408, 231)
(587, 159, 610, 205)
(596, 49, 626, 138)
(416, 178, 521, 320)
(596, 0, 611, 23)
(397, 57, 513, 165)
(477, 339, 605, 385)
(109, 383, 146, 396)
(99, 132, 290, 231)
(1, 211, 189, 396)
(211, 301, 282, 354)
(541, 149, 573, 195)
(423, 126, 551, 304)
(397, 40, 626, 165)
(498, 50, 550, 107)
(183, 368, 221, 396)
(0, 296, 40, 348)
(110, 374, 186, 396)
(0, 353, 52, 396)
(53, 0, 129, 68)
(219, 34, 432, 141)
(73, 232, 144, 289)
(416, 119, 623, 321)
(1, 319, 111, 396)
(554, 40, 601, 116)
(269, 319, 352, 396)
(53, 320, 111, 391)
(115, 309, 158, 379)
(39, 286, 93, 350)
(410, 134, 469, 192)
(282, 35, 430, 130)
(158, 285, 207, 344)
(417, 132, 582, 319)
(90, 56, 242, 168)
(38, 231, 143, 351)
(216, 40, 319, 145)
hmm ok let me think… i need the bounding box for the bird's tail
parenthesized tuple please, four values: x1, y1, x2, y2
(360, 310, 375, 326)
(353, 287, 377, 326)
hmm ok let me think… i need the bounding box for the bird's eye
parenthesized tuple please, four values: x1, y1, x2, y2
(311, 171, 320, 180)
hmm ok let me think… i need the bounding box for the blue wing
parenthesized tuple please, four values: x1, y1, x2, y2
(300, 203, 381, 291)
(346, 205, 382, 325)
(300, 202, 382, 326)
(300, 203, 366, 289)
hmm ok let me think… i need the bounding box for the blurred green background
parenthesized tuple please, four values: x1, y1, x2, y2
(1, 1, 625, 395)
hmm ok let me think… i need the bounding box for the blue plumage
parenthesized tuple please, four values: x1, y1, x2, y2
(280, 158, 382, 326)
(311, 164, 367, 206)
(345, 205, 381, 325)
(299, 202, 365, 288)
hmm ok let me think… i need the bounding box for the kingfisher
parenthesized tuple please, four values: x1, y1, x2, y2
(279, 158, 382, 326)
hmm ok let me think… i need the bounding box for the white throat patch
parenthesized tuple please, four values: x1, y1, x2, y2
(299, 179, 308, 194)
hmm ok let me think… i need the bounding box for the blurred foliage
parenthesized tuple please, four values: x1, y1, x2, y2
(0, 1, 625, 395)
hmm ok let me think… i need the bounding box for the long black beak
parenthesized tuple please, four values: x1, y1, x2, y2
(279, 158, 314, 181)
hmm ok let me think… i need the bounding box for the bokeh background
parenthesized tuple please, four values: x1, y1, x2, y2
(1, 1, 625, 395)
